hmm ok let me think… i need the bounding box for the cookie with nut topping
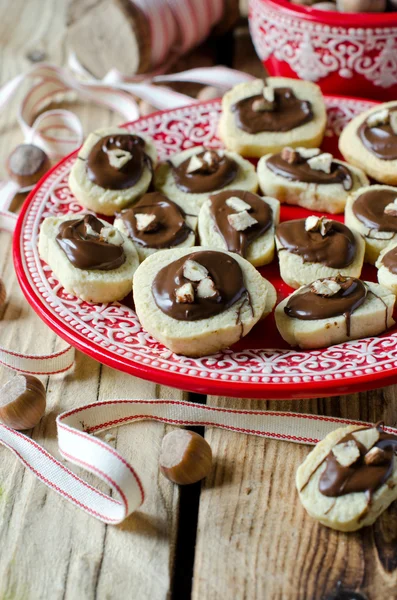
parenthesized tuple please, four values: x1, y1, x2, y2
(345, 185, 397, 264)
(339, 102, 397, 185)
(257, 147, 368, 214)
(133, 246, 276, 357)
(198, 190, 280, 267)
(275, 216, 365, 289)
(296, 423, 397, 532)
(275, 276, 395, 349)
(154, 146, 258, 216)
(69, 127, 157, 216)
(218, 77, 327, 158)
(38, 213, 139, 303)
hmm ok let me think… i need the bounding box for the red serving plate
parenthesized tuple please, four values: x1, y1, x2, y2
(15, 96, 397, 399)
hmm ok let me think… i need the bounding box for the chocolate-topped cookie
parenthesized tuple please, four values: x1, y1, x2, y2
(114, 192, 196, 262)
(154, 146, 258, 216)
(198, 189, 280, 267)
(376, 239, 397, 295)
(69, 127, 157, 216)
(345, 184, 397, 264)
(219, 77, 327, 158)
(339, 101, 397, 185)
(258, 147, 368, 215)
(275, 216, 365, 289)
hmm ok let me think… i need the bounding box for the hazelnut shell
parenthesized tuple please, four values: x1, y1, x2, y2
(0, 374, 46, 430)
(159, 429, 212, 485)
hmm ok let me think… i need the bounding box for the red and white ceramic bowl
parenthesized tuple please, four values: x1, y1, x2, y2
(249, 0, 397, 101)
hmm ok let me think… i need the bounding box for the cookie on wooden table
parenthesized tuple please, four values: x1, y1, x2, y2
(114, 192, 197, 262)
(296, 424, 397, 532)
(275, 276, 395, 349)
(275, 216, 365, 289)
(257, 147, 369, 214)
(38, 213, 139, 303)
(69, 127, 157, 216)
(133, 246, 275, 357)
(218, 77, 327, 158)
(154, 146, 258, 216)
(198, 189, 280, 267)
(339, 102, 397, 185)
(345, 185, 397, 264)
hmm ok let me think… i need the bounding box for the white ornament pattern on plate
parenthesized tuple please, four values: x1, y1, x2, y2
(20, 99, 397, 386)
(249, 0, 397, 88)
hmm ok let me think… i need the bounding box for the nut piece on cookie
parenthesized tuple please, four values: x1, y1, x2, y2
(225, 196, 252, 212)
(384, 200, 397, 217)
(305, 215, 332, 236)
(228, 210, 258, 231)
(176, 283, 195, 304)
(352, 426, 380, 450)
(107, 149, 132, 170)
(183, 259, 208, 282)
(295, 147, 321, 159)
(100, 226, 124, 246)
(332, 439, 360, 467)
(307, 152, 333, 174)
(364, 446, 387, 466)
(196, 277, 218, 299)
(367, 108, 389, 128)
(311, 278, 341, 297)
(135, 213, 158, 232)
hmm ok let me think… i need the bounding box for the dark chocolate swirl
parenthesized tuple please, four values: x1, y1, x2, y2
(352, 188, 397, 232)
(266, 153, 353, 190)
(232, 87, 313, 134)
(358, 108, 397, 160)
(381, 245, 397, 275)
(276, 219, 356, 269)
(172, 150, 238, 194)
(152, 250, 248, 321)
(119, 192, 192, 249)
(87, 134, 151, 190)
(56, 214, 126, 271)
(284, 277, 367, 336)
(318, 425, 397, 498)
(209, 190, 272, 256)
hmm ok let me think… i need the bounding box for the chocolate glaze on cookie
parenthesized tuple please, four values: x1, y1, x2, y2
(381, 245, 397, 275)
(209, 190, 272, 256)
(284, 277, 367, 336)
(172, 150, 238, 194)
(152, 250, 249, 321)
(232, 87, 313, 134)
(358, 108, 397, 161)
(119, 192, 192, 249)
(318, 424, 397, 498)
(87, 134, 151, 190)
(56, 214, 126, 271)
(276, 219, 356, 269)
(266, 153, 353, 190)
(353, 188, 397, 232)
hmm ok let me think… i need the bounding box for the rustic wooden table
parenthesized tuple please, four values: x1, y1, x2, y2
(0, 1, 396, 599)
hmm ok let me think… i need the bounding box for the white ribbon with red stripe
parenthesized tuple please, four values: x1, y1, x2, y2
(1, 398, 395, 524)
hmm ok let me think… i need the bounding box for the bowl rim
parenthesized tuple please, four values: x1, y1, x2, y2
(253, 0, 397, 26)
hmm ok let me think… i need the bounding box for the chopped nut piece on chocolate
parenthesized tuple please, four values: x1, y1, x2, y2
(84, 221, 100, 238)
(304, 216, 333, 236)
(225, 196, 251, 213)
(227, 210, 258, 231)
(384, 200, 397, 217)
(390, 112, 397, 135)
(364, 446, 387, 466)
(281, 147, 300, 164)
(263, 86, 275, 104)
(107, 149, 132, 170)
(252, 98, 267, 112)
(135, 213, 158, 232)
(100, 226, 124, 246)
(367, 108, 389, 128)
(352, 427, 380, 450)
(311, 279, 342, 297)
(332, 439, 360, 467)
(307, 153, 333, 174)
(183, 259, 209, 282)
(196, 277, 217, 299)
(175, 282, 195, 304)
(186, 154, 205, 174)
(202, 150, 218, 167)
(295, 147, 321, 159)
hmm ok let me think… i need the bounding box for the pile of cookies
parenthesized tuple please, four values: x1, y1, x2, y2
(39, 76, 397, 358)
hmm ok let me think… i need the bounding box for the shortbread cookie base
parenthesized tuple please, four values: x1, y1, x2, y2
(38, 214, 139, 303)
(154, 146, 258, 216)
(276, 227, 365, 289)
(275, 281, 395, 349)
(114, 215, 197, 263)
(296, 425, 397, 532)
(345, 185, 397, 265)
(69, 127, 158, 216)
(257, 155, 369, 214)
(198, 195, 280, 267)
(339, 101, 397, 185)
(133, 246, 269, 357)
(376, 241, 397, 295)
(218, 78, 327, 158)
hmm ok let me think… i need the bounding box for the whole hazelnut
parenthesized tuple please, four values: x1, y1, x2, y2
(0, 374, 46, 430)
(7, 144, 51, 188)
(159, 429, 212, 485)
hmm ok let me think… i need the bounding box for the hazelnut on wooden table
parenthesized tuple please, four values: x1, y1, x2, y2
(7, 144, 51, 188)
(0, 374, 46, 430)
(159, 429, 213, 485)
